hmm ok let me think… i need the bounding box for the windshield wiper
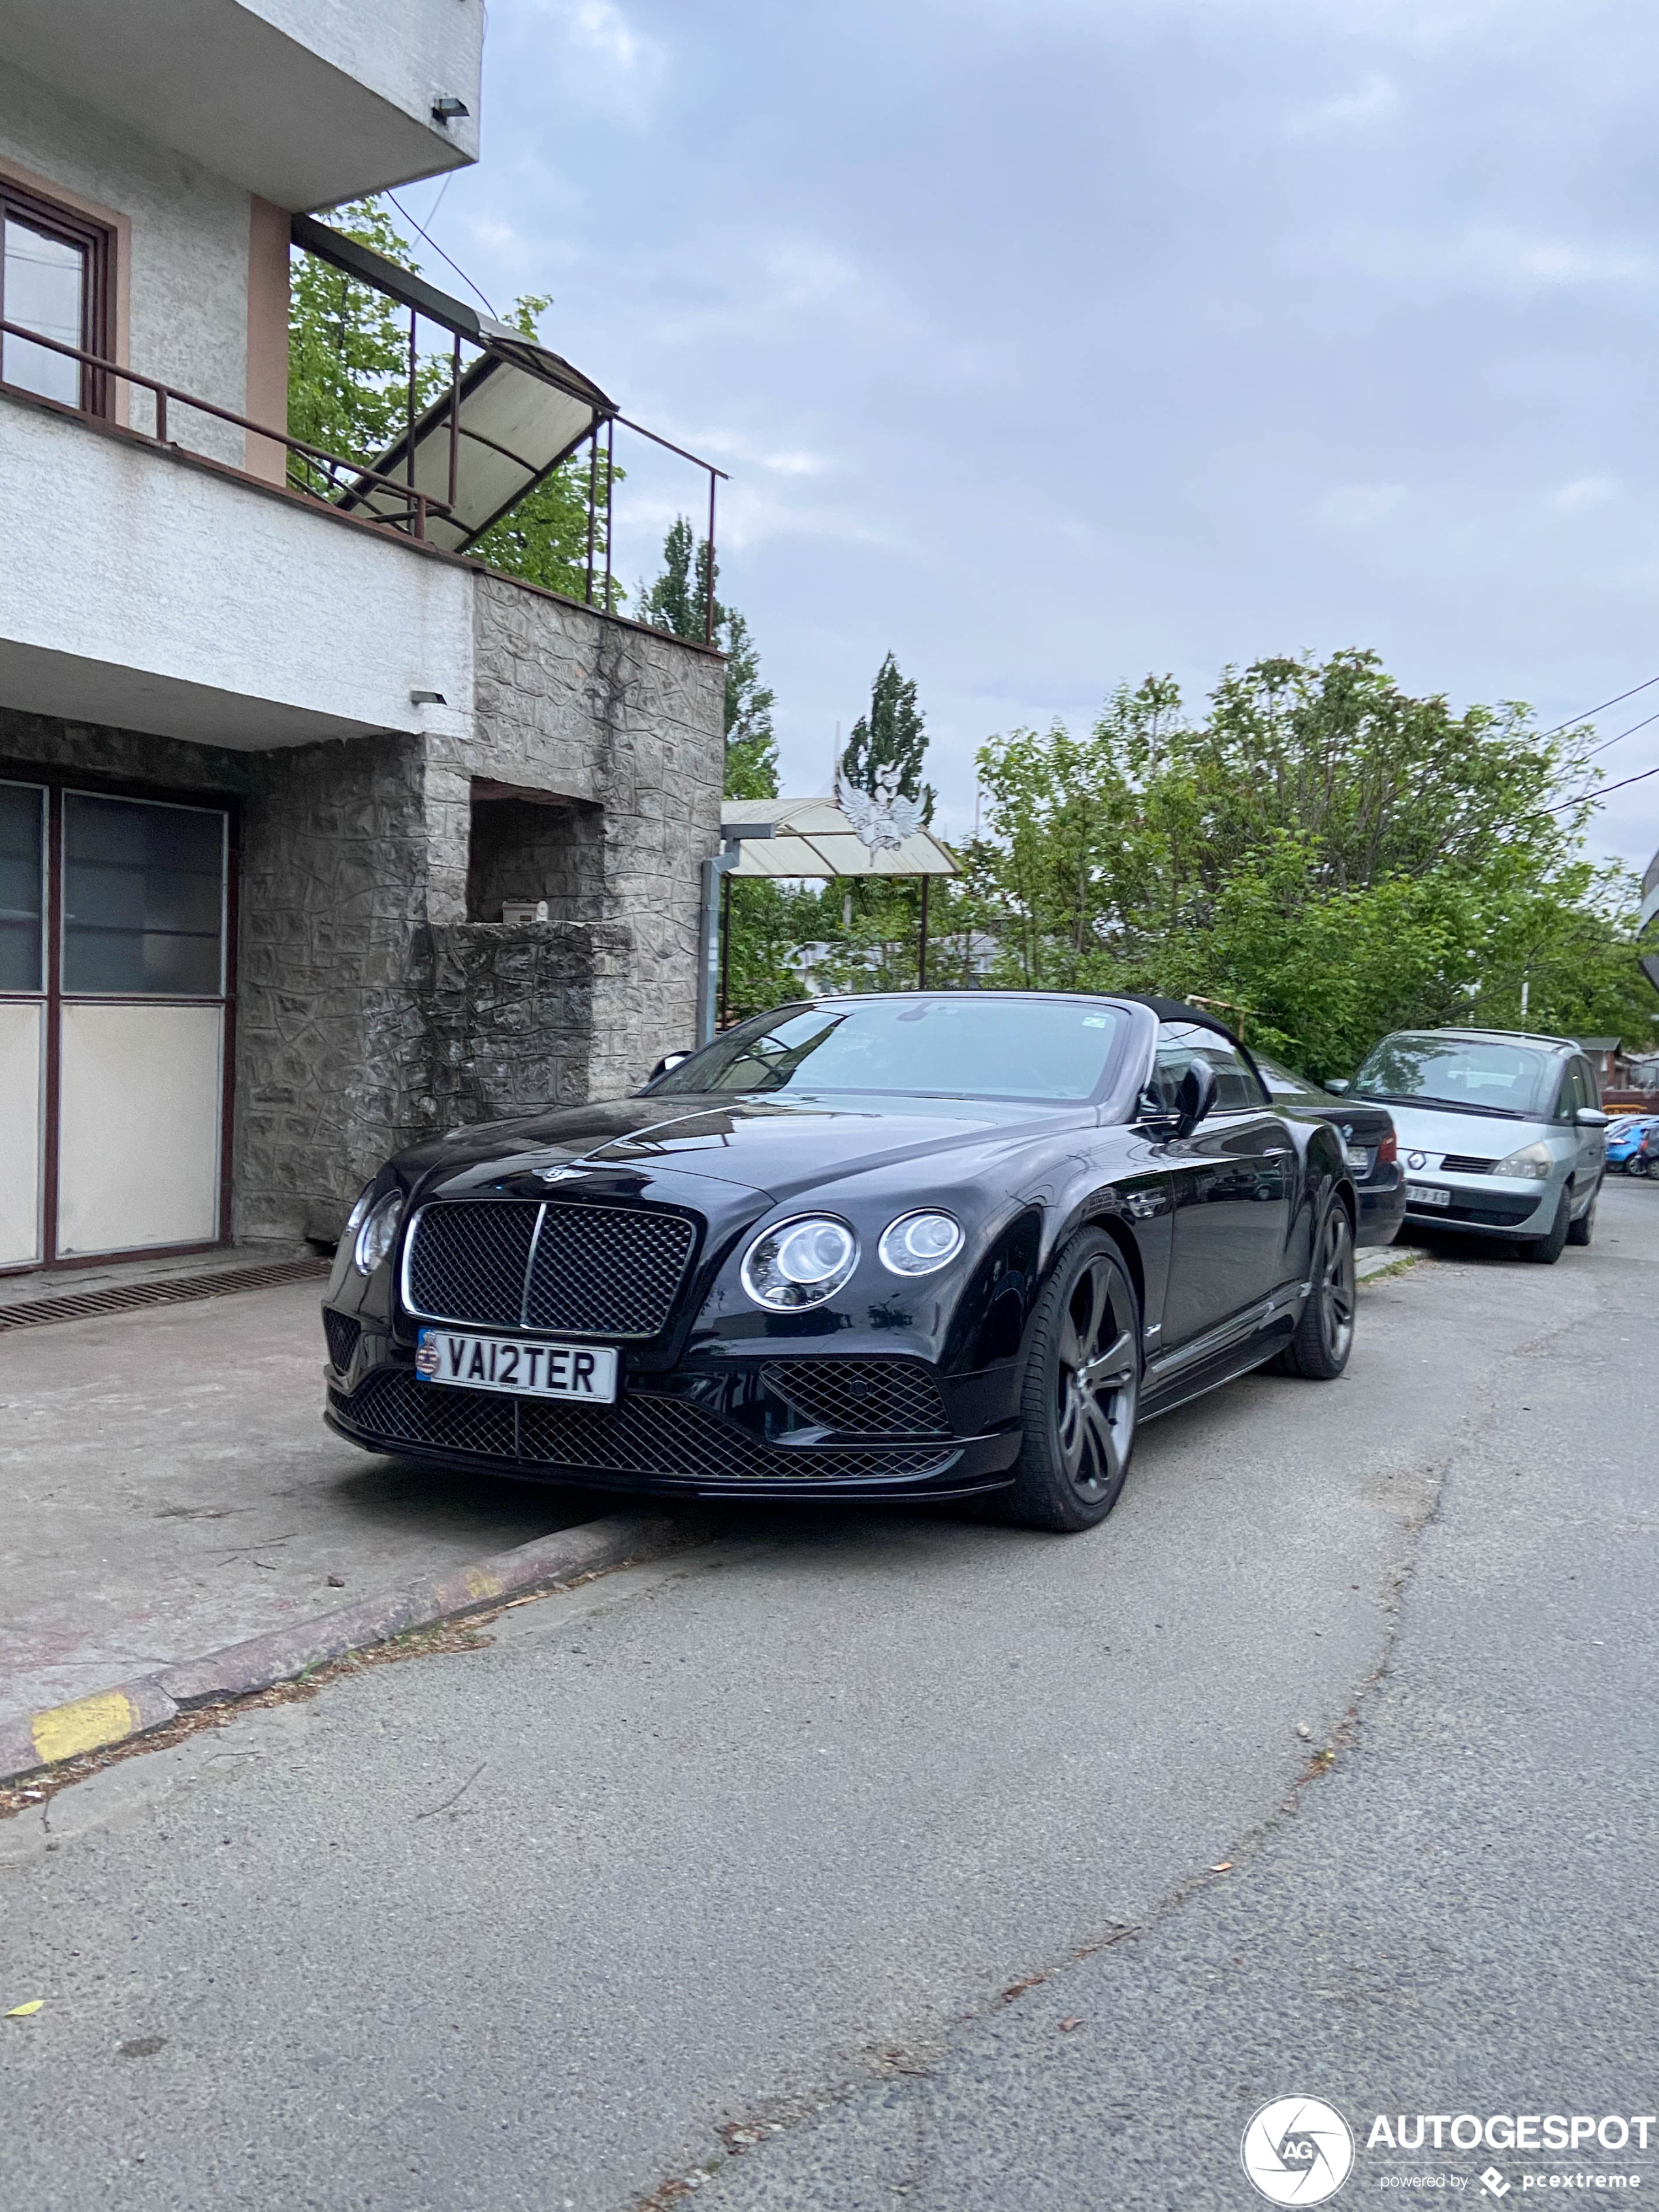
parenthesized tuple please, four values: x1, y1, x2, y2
(1359, 1091, 1533, 1121)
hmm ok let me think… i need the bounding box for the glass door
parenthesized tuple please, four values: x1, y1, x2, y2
(0, 780, 46, 1268)
(54, 792, 230, 1258)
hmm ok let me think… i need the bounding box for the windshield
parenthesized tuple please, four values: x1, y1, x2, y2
(651, 996, 1131, 1103)
(1355, 1034, 1560, 1119)
(1252, 1054, 1325, 1102)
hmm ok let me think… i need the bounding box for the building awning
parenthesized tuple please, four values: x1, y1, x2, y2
(720, 797, 957, 879)
(291, 215, 613, 553)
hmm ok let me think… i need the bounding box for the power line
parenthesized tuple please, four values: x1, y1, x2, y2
(1577, 705, 1659, 763)
(1539, 673, 1659, 739)
(385, 189, 498, 318)
(1539, 758, 1659, 813)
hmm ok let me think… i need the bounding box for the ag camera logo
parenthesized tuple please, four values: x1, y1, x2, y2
(1242, 2096, 1356, 2204)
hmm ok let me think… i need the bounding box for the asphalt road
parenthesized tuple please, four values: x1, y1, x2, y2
(2, 1185, 1654, 2211)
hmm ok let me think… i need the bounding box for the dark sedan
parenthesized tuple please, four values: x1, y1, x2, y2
(1250, 1051, 1404, 1247)
(323, 993, 1359, 1533)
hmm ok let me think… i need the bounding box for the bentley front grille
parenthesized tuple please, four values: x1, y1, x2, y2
(330, 1371, 958, 1484)
(404, 1200, 698, 1337)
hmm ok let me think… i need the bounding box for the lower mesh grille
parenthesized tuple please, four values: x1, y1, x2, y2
(332, 1367, 516, 1457)
(760, 1358, 950, 1437)
(323, 1310, 361, 1374)
(330, 1369, 957, 1483)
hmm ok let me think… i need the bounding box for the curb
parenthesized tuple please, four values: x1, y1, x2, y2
(0, 1511, 702, 1789)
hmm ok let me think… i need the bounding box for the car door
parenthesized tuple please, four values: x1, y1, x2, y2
(1568, 1057, 1605, 1196)
(1150, 1022, 1295, 1351)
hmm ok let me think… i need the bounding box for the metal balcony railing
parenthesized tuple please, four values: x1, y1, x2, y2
(1, 317, 455, 539)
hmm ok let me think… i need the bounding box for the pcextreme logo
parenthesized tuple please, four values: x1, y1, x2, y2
(1242, 2097, 1357, 2205)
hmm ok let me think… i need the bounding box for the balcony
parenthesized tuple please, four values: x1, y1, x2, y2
(0, 216, 726, 748)
(0, 0, 482, 210)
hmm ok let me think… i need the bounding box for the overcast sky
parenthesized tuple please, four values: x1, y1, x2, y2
(398, 0, 1659, 878)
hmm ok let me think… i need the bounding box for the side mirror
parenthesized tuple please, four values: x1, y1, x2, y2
(646, 1050, 692, 1085)
(1325, 1077, 1351, 1095)
(1174, 1058, 1218, 1138)
(1576, 1106, 1609, 1129)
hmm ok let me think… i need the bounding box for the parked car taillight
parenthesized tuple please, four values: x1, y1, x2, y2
(1376, 1130, 1398, 1165)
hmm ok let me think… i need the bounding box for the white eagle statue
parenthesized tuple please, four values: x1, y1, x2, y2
(837, 758, 924, 853)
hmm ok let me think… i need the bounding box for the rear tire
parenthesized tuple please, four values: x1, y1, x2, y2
(1278, 1200, 1355, 1379)
(1522, 1187, 1571, 1264)
(1005, 1230, 1140, 1533)
(1567, 1183, 1598, 1248)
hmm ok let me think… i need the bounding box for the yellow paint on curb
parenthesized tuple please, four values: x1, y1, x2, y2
(31, 1688, 139, 1766)
(458, 1568, 504, 1604)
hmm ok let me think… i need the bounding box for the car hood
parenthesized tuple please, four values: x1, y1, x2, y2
(1363, 1100, 1553, 1160)
(398, 1089, 1095, 1208)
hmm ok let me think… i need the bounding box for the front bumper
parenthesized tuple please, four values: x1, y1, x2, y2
(323, 1343, 1025, 1502)
(1402, 1178, 1554, 1239)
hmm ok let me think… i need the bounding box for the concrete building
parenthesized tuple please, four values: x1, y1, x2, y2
(0, 1, 725, 1278)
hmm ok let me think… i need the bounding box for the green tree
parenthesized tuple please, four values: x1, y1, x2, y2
(842, 652, 935, 818)
(967, 651, 1658, 1076)
(287, 202, 617, 601)
(639, 518, 779, 798)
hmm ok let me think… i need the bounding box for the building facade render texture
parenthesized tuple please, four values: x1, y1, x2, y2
(0, 1, 725, 1271)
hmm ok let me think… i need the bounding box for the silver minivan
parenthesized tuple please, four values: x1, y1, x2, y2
(1333, 1029, 1607, 1262)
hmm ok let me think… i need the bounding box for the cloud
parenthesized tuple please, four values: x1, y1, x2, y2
(1551, 475, 1620, 513)
(568, 0, 652, 71)
(1319, 484, 1409, 528)
(1289, 71, 1399, 134)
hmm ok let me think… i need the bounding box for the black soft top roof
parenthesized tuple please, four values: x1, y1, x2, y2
(1116, 994, 1248, 1051)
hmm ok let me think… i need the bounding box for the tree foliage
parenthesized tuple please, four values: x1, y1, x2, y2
(962, 650, 1657, 1074)
(842, 652, 934, 818)
(639, 519, 779, 799)
(287, 202, 617, 603)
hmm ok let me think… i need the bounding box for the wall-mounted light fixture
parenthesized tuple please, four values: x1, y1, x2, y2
(410, 689, 447, 706)
(430, 97, 470, 125)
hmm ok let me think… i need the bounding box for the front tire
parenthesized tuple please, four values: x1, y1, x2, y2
(1567, 1182, 1598, 1247)
(1278, 1200, 1355, 1379)
(1522, 1187, 1571, 1264)
(1005, 1230, 1140, 1533)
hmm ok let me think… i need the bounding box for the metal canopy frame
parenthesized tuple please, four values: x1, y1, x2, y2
(705, 798, 959, 1040)
(289, 216, 729, 628)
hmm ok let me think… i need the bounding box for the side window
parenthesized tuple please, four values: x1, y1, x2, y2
(1578, 1059, 1602, 1111)
(1152, 1021, 1268, 1113)
(1554, 1061, 1585, 1122)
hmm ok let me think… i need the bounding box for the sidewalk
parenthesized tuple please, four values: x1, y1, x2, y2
(0, 1279, 588, 1730)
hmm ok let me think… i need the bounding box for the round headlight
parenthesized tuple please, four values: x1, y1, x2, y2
(353, 1190, 405, 1276)
(878, 1210, 964, 1275)
(740, 1215, 858, 1310)
(345, 1182, 376, 1234)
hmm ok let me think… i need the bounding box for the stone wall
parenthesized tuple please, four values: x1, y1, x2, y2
(463, 574, 724, 1093)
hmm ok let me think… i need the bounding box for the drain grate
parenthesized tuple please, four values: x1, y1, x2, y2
(0, 1258, 329, 1334)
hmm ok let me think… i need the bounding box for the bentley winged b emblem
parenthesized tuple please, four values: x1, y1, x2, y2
(837, 761, 924, 854)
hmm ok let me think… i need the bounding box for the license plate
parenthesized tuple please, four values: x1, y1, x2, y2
(415, 1328, 619, 1402)
(1408, 1183, 1451, 1208)
(1343, 1144, 1371, 1171)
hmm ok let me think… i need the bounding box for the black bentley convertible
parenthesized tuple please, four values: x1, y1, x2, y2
(323, 993, 1357, 1532)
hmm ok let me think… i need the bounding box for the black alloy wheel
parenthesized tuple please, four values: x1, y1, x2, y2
(1006, 1230, 1141, 1533)
(1522, 1185, 1571, 1264)
(1277, 1200, 1355, 1379)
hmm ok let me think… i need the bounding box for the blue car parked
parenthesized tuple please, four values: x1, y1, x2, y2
(1607, 1115, 1659, 1174)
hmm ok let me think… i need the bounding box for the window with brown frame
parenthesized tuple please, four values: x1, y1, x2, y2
(0, 181, 112, 415)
